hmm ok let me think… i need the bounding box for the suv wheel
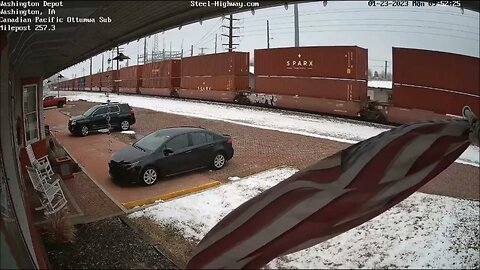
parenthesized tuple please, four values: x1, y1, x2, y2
(120, 120, 130, 131)
(212, 152, 226, 170)
(80, 125, 89, 136)
(57, 102, 64, 108)
(140, 167, 158, 186)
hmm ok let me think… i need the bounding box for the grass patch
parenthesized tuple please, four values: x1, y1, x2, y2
(125, 216, 197, 267)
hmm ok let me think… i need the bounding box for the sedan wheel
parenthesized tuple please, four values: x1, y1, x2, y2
(212, 153, 226, 170)
(80, 125, 89, 136)
(142, 167, 158, 186)
(120, 120, 130, 131)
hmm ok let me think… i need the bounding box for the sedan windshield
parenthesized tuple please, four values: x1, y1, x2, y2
(133, 130, 172, 152)
(83, 106, 99, 116)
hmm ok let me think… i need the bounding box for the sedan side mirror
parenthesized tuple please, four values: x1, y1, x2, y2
(163, 148, 174, 156)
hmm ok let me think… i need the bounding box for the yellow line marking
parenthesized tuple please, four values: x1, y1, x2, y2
(122, 181, 221, 209)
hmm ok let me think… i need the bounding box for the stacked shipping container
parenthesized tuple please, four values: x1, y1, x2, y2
(99, 70, 118, 92)
(253, 46, 368, 117)
(119, 65, 143, 94)
(391, 47, 479, 122)
(139, 60, 181, 96)
(179, 52, 249, 102)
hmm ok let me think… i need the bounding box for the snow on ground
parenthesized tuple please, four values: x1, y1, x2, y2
(120, 130, 136, 134)
(368, 80, 393, 89)
(54, 90, 479, 166)
(128, 167, 480, 269)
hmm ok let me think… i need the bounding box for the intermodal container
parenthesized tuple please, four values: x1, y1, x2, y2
(141, 60, 181, 88)
(99, 70, 118, 91)
(181, 75, 249, 91)
(78, 77, 86, 90)
(392, 84, 479, 116)
(181, 52, 249, 76)
(67, 79, 73, 90)
(393, 47, 479, 95)
(254, 46, 368, 80)
(86, 75, 92, 91)
(119, 65, 143, 93)
(91, 73, 102, 90)
(255, 76, 367, 102)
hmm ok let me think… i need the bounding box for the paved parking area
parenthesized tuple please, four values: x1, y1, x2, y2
(47, 100, 479, 212)
(45, 109, 220, 210)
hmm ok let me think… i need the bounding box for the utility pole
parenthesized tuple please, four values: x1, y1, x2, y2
(294, 3, 299, 47)
(191, 45, 193, 56)
(143, 37, 147, 64)
(267, 20, 270, 48)
(90, 57, 92, 76)
(215, 33, 217, 53)
(222, 14, 240, 52)
(162, 37, 165, 60)
(384, 61, 388, 80)
(102, 53, 104, 72)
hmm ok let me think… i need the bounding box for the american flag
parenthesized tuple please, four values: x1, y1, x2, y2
(187, 116, 476, 269)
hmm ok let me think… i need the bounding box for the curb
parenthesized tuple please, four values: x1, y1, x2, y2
(48, 126, 129, 213)
(122, 180, 221, 209)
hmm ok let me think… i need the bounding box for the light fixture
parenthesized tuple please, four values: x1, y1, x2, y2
(112, 52, 130, 62)
(284, 3, 288, 10)
(323, 1, 328, 7)
(251, 8, 255, 15)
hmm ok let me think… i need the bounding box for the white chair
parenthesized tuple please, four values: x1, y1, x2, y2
(26, 144, 54, 179)
(26, 166, 67, 215)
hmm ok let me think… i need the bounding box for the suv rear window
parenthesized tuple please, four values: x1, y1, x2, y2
(119, 103, 132, 112)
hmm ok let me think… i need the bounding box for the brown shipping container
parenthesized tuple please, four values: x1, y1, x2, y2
(275, 95, 363, 118)
(67, 79, 74, 90)
(91, 73, 102, 90)
(254, 46, 368, 80)
(392, 84, 479, 116)
(255, 76, 367, 102)
(393, 47, 479, 95)
(141, 60, 181, 88)
(385, 106, 451, 125)
(181, 75, 249, 91)
(99, 70, 118, 91)
(181, 52, 249, 76)
(86, 75, 92, 90)
(119, 65, 142, 93)
(140, 88, 172, 96)
(177, 89, 237, 103)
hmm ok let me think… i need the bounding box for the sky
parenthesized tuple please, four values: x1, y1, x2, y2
(59, 1, 479, 79)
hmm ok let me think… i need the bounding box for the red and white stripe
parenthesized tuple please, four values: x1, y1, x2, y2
(187, 119, 472, 269)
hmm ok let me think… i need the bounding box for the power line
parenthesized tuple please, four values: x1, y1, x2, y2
(195, 19, 222, 46)
(246, 29, 478, 41)
(244, 7, 478, 23)
(243, 23, 478, 35)
(242, 17, 479, 30)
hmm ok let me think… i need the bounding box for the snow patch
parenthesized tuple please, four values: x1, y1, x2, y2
(120, 130, 136, 134)
(129, 167, 480, 269)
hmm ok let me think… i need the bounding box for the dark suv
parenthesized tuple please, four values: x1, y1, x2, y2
(68, 102, 136, 136)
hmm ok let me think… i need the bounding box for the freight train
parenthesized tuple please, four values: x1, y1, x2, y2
(56, 46, 480, 125)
